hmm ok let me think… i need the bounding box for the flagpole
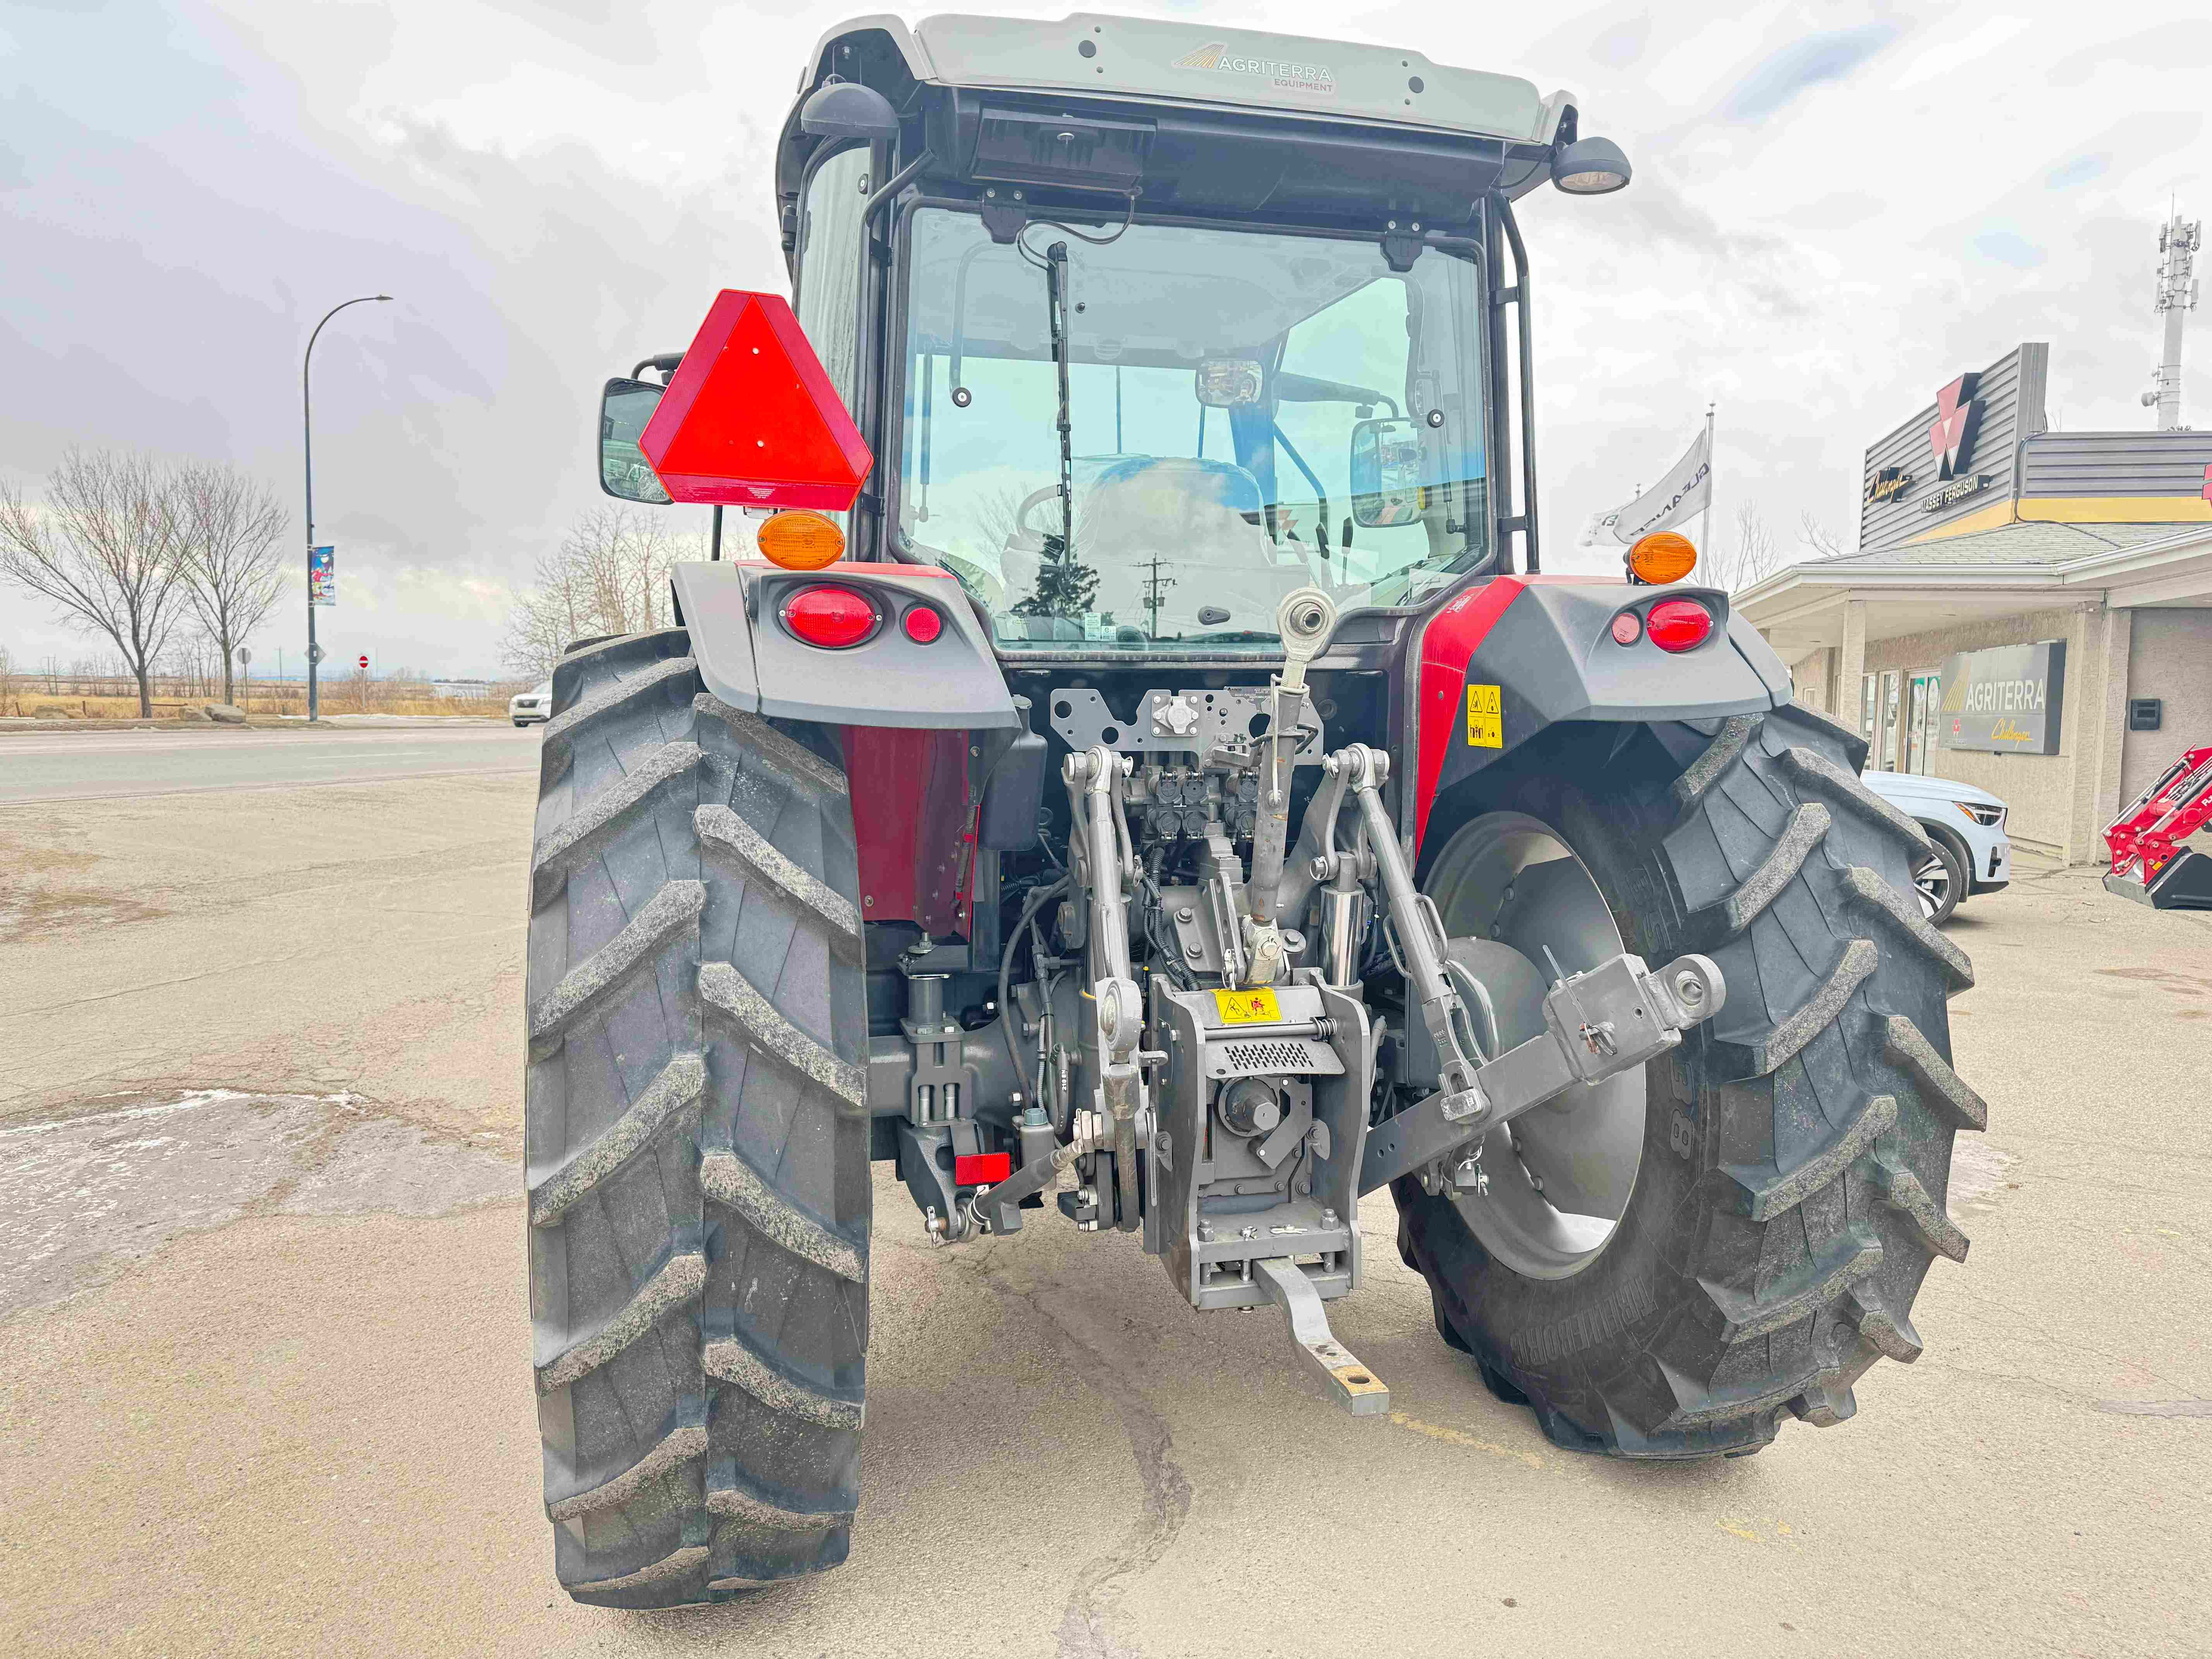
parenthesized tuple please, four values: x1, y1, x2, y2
(1698, 401, 1716, 554)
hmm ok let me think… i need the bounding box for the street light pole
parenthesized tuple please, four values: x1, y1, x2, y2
(304, 294, 391, 723)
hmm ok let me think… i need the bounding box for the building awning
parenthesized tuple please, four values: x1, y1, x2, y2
(1736, 519, 2212, 659)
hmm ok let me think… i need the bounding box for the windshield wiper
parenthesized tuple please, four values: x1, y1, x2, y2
(1044, 239, 1075, 564)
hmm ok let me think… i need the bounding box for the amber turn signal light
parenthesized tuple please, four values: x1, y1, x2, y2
(758, 510, 846, 570)
(1628, 531, 1697, 585)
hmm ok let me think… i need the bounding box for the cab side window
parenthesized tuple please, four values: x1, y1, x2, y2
(794, 146, 871, 411)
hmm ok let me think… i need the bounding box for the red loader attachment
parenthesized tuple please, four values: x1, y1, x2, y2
(2104, 745, 2212, 910)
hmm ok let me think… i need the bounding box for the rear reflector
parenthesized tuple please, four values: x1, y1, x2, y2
(954, 1152, 1011, 1187)
(1609, 611, 1642, 646)
(781, 585, 876, 649)
(1645, 598, 1713, 653)
(902, 604, 943, 644)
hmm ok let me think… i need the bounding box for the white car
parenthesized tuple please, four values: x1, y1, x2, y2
(1860, 770, 2011, 924)
(509, 682, 553, 726)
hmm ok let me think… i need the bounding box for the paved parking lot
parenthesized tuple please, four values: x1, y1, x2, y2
(1, 731, 2205, 1657)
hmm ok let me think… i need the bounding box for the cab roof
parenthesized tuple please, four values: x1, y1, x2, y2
(795, 12, 1571, 148)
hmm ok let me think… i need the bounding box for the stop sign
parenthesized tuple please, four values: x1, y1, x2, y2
(637, 290, 872, 510)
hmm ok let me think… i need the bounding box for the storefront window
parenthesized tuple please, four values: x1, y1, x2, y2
(1879, 670, 1902, 771)
(1905, 671, 1941, 775)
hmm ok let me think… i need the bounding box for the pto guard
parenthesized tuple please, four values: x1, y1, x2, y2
(1412, 577, 1791, 855)
(670, 560, 1020, 729)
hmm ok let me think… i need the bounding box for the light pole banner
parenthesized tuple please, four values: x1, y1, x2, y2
(310, 546, 336, 606)
(1580, 426, 1713, 547)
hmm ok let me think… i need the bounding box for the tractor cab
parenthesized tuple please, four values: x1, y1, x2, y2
(604, 12, 1635, 654)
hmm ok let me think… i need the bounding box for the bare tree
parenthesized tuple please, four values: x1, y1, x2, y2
(1798, 510, 1846, 560)
(177, 461, 286, 704)
(0, 450, 189, 717)
(501, 507, 704, 682)
(1706, 501, 1784, 593)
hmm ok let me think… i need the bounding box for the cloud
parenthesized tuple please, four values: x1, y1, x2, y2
(3, 0, 2208, 657)
(2047, 153, 2110, 189)
(1720, 24, 1902, 123)
(1590, 14, 1650, 71)
(1973, 230, 2048, 270)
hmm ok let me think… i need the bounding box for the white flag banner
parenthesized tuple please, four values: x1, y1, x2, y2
(1580, 426, 1712, 548)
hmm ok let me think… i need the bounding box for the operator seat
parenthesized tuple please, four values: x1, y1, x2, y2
(994, 456, 1306, 642)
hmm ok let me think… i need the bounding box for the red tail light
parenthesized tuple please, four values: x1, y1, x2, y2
(781, 585, 877, 649)
(1645, 598, 1713, 653)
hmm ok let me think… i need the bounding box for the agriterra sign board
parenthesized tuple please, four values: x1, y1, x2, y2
(1938, 642, 2067, 755)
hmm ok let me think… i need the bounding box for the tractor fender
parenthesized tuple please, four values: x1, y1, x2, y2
(1407, 576, 1790, 856)
(669, 560, 1021, 729)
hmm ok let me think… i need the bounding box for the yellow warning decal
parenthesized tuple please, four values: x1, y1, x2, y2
(1211, 988, 1282, 1025)
(1466, 684, 1503, 748)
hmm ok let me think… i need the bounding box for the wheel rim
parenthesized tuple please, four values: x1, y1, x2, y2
(1911, 850, 1952, 919)
(1422, 812, 1645, 1280)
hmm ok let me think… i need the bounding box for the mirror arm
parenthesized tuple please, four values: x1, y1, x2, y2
(1274, 371, 1399, 419)
(632, 352, 685, 383)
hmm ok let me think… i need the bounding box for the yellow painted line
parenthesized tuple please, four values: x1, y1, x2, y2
(1387, 1410, 1545, 1470)
(1715, 1515, 1802, 1548)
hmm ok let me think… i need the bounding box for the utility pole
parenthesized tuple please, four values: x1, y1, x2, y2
(1142, 553, 1175, 638)
(304, 294, 391, 723)
(2143, 209, 2199, 431)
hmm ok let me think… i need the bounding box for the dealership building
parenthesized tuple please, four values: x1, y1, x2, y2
(1738, 342, 2212, 864)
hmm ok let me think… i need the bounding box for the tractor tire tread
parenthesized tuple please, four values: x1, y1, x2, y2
(546, 1423, 709, 1522)
(531, 741, 704, 905)
(529, 1051, 707, 1228)
(1724, 1094, 1897, 1221)
(696, 804, 863, 955)
(527, 629, 867, 1609)
(700, 1148, 866, 1283)
(1403, 699, 1985, 1459)
(527, 879, 704, 1056)
(543, 650, 696, 765)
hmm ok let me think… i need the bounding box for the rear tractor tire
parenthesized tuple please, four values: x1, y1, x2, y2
(523, 628, 871, 1605)
(1398, 704, 1986, 1456)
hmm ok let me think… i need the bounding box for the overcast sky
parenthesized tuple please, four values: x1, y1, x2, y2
(5, 0, 2207, 678)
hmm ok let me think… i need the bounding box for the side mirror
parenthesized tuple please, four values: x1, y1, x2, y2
(1348, 417, 1424, 528)
(598, 378, 672, 504)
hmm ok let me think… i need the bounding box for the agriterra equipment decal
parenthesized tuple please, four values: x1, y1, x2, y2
(1171, 41, 1337, 96)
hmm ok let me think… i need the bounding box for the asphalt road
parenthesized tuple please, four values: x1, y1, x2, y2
(0, 723, 541, 804)
(1, 740, 2207, 1657)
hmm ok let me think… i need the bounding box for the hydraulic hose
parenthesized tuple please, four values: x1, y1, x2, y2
(998, 876, 1069, 1115)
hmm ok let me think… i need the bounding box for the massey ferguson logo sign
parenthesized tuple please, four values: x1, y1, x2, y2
(1170, 41, 1337, 95)
(1929, 372, 1984, 480)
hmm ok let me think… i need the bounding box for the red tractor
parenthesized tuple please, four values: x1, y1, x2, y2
(2104, 745, 2212, 909)
(527, 13, 1989, 1606)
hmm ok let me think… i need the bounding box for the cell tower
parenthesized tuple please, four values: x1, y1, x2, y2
(2142, 209, 2200, 431)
